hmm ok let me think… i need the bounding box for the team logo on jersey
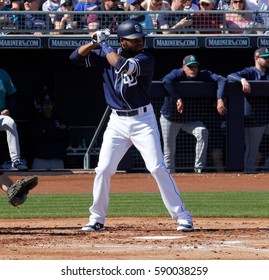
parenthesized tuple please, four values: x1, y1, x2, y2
(123, 73, 137, 87)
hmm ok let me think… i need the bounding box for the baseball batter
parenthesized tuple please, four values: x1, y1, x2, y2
(70, 20, 193, 232)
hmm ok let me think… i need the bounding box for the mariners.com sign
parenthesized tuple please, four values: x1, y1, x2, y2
(0, 36, 268, 49)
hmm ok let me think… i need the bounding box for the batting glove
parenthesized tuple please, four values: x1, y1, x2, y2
(92, 28, 111, 44)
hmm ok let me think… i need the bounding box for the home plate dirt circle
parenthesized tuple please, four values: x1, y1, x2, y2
(0, 173, 268, 260)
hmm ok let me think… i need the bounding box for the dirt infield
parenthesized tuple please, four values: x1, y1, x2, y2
(0, 172, 269, 260)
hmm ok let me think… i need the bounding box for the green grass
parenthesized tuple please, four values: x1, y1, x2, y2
(0, 191, 268, 219)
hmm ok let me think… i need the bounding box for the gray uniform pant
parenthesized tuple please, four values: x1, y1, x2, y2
(160, 115, 208, 172)
(0, 115, 21, 163)
(244, 126, 266, 173)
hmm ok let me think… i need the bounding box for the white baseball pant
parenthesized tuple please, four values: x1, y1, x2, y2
(88, 104, 192, 225)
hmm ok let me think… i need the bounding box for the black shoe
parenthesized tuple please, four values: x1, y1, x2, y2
(12, 160, 28, 171)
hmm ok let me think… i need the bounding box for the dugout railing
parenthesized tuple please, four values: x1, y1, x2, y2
(1, 10, 269, 35)
(83, 81, 269, 173)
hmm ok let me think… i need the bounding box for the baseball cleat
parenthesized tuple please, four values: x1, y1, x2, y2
(194, 168, 202, 174)
(12, 160, 28, 171)
(81, 222, 104, 231)
(177, 220, 194, 232)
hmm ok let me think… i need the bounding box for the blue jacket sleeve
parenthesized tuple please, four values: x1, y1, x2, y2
(162, 69, 183, 101)
(69, 49, 88, 67)
(227, 67, 253, 82)
(207, 71, 227, 99)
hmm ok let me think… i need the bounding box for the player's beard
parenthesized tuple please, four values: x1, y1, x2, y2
(121, 46, 142, 58)
(120, 38, 145, 58)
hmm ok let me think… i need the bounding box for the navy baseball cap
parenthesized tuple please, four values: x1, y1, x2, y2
(183, 55, 200, 66)
(40, 95, 54, 105)
(255, 48, 269, 58)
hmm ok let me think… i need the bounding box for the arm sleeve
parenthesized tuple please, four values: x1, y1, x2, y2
(162, 69, 182, 101)
(208, 72, 228, 99)
(227, 68, 252, 82)
(69, 49, 89, 67)
(114, 52, 154, 77)
(69, 48, 101, 68)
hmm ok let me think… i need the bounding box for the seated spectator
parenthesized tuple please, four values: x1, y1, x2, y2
(215, 0, 231, 10)
(87, 0, 127, 34)
(250, 0, 269, 34)
(19, 0, 53, 35)
(31, 90, 69, 170)
(0, 67, 28, 171)
(160, 55, 227, 173)
(157, 0, 194, 34)
(124, 0, 155, 34)
(183, 0, 199, 12)
(4, 0, 22, 10)
(225, 0, 256, 33)
(140, 0, 170, 29)
(74, 0, 102, 30)
(54, 0, 77, 33)
(0, 0, 19, 34)
(246, 0, 267, 10)
(191, 0, 224, 34)
(42, 0, 61, 25)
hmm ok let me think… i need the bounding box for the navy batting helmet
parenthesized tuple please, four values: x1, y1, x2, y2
(117, 20, 147, 39)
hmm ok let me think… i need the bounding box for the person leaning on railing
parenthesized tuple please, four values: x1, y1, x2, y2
(227, 47, 269, 174)
(160, 54, 227, 174)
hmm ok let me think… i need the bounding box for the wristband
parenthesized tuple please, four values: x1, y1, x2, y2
(100, 41, 114, 56)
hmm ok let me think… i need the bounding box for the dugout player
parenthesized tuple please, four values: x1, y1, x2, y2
(227, 47, 269, 173)
(0, 67, 28, 171)
(160, 55, 227, 173)
(70, 20, 194, 232)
